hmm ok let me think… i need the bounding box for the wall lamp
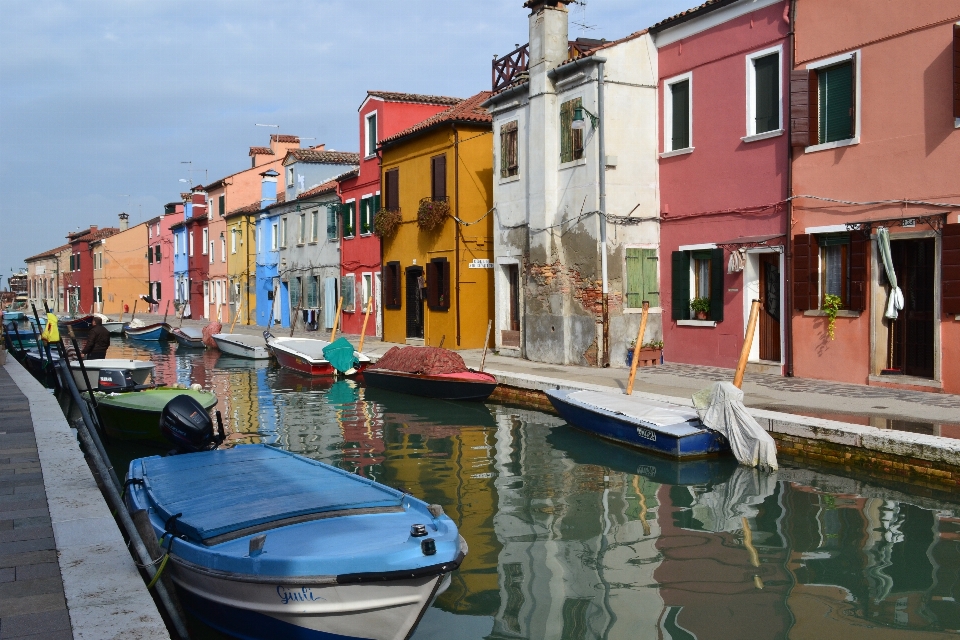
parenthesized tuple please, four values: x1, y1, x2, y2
(572, 106, 600, 131)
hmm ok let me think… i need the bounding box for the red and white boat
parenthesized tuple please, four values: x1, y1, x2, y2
(265, 334, 371, 377)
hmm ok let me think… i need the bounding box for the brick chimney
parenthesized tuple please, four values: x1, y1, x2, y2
(89, 225, 98, 233)
(118, 213, 129, 231)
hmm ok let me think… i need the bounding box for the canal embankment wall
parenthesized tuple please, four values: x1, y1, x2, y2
(487, 370, 960, 492)
(2, 357, 169, 639)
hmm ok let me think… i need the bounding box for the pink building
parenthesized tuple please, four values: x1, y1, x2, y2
(788, 0, 960, 394)
(653, 0, 791, 373)
(146, 203, 182, 315)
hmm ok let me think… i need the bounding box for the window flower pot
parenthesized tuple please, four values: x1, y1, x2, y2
(695, 310, 708, 320)
(626, 347, 662, 368)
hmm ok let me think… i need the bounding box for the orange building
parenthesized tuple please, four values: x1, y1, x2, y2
(93, 213, 149, 315)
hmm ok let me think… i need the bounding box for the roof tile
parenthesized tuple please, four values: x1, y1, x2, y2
(283, 149, 360, 165)
(380, 91, 493, 147)
(249, 146, 274, 156)
(366, 91, 462, 106)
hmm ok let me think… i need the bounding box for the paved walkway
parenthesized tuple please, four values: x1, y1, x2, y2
(0, 365, 71, 640)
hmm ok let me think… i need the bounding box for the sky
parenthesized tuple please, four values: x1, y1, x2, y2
(0, 0, 695, 285)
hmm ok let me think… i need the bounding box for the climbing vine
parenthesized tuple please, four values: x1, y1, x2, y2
(822, 293, 842, 340)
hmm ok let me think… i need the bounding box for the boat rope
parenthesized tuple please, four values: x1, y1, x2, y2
(146, 553, 170, 590)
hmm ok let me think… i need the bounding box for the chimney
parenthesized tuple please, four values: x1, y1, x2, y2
(89, 225, 98, 233)
(527, 0, 572, 82)
(260, 170, 279, 210)
(119, 212, 129, 231)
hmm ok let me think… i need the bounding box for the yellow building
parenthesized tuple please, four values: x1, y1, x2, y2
(93, 214, 149, 315)
(225, 203, 259, 325)
(378, 92, 494, 349)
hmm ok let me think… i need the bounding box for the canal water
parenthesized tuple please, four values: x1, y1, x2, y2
(97, 338, 960, 639)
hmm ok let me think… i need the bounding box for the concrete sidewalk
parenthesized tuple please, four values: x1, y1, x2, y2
(140, 314, 960, 432)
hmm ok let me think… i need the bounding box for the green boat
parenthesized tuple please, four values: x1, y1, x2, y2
(96, 388, 218, 442)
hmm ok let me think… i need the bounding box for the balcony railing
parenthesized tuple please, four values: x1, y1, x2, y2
(491, 38, 607, 91)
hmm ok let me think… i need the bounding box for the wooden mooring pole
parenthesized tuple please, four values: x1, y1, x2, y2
(733, 300, 761, 389)
(626, 301, 650, 396)
(358, 296, 373, 352)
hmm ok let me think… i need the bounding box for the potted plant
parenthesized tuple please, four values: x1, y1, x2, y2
(822, 293, 841, 340)
(373, 208, 402, 238)
(417, 197, 450, 232)
(627, 339, 664, 367)
(690, 297, 711, 320)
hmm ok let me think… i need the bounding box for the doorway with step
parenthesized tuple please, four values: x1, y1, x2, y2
(890, 238, 935, 378)
(405, 266, 424, 340)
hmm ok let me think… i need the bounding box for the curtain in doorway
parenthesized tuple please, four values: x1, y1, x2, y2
(876, 227, 903, 319)
(324, 277, 337, 329)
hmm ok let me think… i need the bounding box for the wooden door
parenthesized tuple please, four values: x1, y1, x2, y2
(758, 253, 781, 362)
(892, 239, 935, 378)
(502, 264, 520, 347)
(405, 267, 424, 339)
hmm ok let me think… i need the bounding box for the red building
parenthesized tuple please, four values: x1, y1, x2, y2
(185, 186, 209, 318)
(337, 91, 461, 337)
(146, 203, 183, 314)
(652, 0, 791, 374)
(63, 225, 118, 315)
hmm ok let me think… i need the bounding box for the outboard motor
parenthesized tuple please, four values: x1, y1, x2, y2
(97, 369, 138, 392)
(159, 395, 225, 454)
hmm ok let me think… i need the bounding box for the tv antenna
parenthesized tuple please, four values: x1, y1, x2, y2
(571, 0, 596, 33)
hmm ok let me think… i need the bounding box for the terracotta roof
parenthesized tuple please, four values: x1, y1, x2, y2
(249, 146, 274, 156)
(298, 180, 339, 199)
(380, 91, 493, 147)
(73, 227, 119, 243)
(283, 149, 360, 166)
(276, 193, 286, 204)
(649, 0, 738, 33)
(523, 0, 573, 8)
(204, 179, 225, 191)
(366, 91, 462, 106)
(25, 244, 70, 262)
(270, 134, 300, 144)
(224, 201, 262, 219)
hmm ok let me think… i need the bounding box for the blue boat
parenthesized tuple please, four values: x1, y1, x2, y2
(126, 445, 466, 640)
(124, 322, 171, 341)
(546, 388, 729, 459)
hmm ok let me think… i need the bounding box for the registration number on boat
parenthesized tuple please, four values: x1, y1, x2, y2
(636, 427, 656, 441)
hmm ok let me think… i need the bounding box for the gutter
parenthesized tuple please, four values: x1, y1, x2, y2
(480, 81, 529, 109)
(785, 0, 796, 377)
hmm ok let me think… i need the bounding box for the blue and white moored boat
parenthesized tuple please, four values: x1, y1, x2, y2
(124, 322, 170, 341)
(546, 389, 729, 458)
(126, 444, 466, 640)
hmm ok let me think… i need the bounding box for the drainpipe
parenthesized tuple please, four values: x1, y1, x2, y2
(453, 124, 462, 347)
(785, 0, 797, 377)
(597, 59, 609, 367)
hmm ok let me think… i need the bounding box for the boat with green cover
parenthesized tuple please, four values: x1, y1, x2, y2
(97, 388, 217, 442)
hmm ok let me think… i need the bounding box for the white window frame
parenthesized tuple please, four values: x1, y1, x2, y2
(271, 222, 279, 251)
(743, 44, 784, 142)
(231, 229, 237, 254)
(804, 50, 862, 154)
(361, 272, 372, 312)
(298, 213, 306, 244)
(202, 228, 209, 254)
(279, 218, 287, 248)
(189, 231, 194, 257)
(310, 209, 319, 242)
(344, 198, 356, 239)
(286, 166, 295, 188)
(360, 195, 374, 236)
(174, 234, 179, 256)
(209, 241, 214, 264)
(661, 71, 694, 157)
(364, 111, 378, 158)
(342, 273, 356, 313)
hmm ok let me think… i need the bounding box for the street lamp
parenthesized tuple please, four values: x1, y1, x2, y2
(572, 105, 600, 130)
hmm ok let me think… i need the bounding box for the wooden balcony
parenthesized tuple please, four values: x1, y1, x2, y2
(491, 38, 607, 91)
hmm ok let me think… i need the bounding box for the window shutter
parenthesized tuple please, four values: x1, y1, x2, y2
(385, 169, 399, 210)
(671, 81, 690, 150)
(942, 223, 960, 315)
(671, 251, 691, 320)
(426, 261, 439, 309)
(792, 234, 815, 310)
(385, 261, 401, 309)
(560, 100, 574, 162)
(440, 260, 450, 310)
(954, 24, 960, 119)
(373, 194, 381, 213)
(754, 53, 780, 134)
(790, 70, 810, 147)
(625, 248, 641, 308)
(819, 62, 854, 143)
(431, 156, 446, 200)
(642, 249, 660, 308)
(708, 248, 724, 322)
(500, 128, 509, 177)
(848, 232, 867, 312)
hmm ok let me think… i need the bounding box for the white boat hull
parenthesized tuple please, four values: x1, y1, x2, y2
(102, 321, 124, 335)
(212, 334, 271, 359)
(171, 558, 445, 640)
(69, 359, 155, 391)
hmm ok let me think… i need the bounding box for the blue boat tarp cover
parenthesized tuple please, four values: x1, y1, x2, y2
(137, 445, 403, 543)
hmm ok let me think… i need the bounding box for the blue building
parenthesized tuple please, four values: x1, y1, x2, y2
(254, 170, 280, 327)
(171, 194, 191, 314)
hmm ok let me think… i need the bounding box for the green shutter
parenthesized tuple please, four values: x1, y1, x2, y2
(559, 98, 581, 163)
(500, 129, 509, 177)
(642, 249, 660, 308)
(671, 80, 690, 150)
(754, 53, 779, 134)
(819, 61, 853, 143)
(671, 251, 691, 320)
(327, 205, 338, 240)
(709, 248, 724, 322)
(625, 249, 642, 308)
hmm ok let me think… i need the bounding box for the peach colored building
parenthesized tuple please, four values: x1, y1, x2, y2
(788, 0, 960, 394)
(93, 213, 149, 315)
(204, 134, 300, 322)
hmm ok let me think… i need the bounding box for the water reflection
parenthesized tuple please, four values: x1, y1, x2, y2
(100, 338, 960, 639)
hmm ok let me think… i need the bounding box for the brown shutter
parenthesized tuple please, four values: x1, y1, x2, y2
(426, 261, 439, 309)
(384, 261, 401, 309)
(954, 24, 960, 119)
(792, 234, 815, 310)
(848, 232, 867, 312)
(790, 70, 810, 147)
(440, 260, 451, 310)
(431, 155, 446, 200)
(943, 222, 960, 315)
(385, 169, 399, 210)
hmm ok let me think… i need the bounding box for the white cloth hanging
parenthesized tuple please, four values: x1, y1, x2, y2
(876, 227, 903, 320)
(727, 249, 745, 274)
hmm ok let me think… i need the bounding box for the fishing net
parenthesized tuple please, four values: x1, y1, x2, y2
(367, 346, 469, 376)
(202, 322, 222, 348)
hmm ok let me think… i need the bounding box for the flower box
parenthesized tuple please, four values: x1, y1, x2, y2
(626, 347, 661, 368)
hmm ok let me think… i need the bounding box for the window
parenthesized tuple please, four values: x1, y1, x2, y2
(287, 166, 295, 188)
(148, 226, 152, 239)
(430, 155, 447, 201)
(297, 214, 305, 244)
(384, 261, 401, 309)
(310, 210, 318, 242)
(291, 277, 302, 310)
(342, 202, 356, 238)
(361, 273, 372, 312)
(792, 232, 866, 312)
(189, 231, 194, 257)
(365, 112, 378, 157)
(271, 222, 279, 251)
(306, 275, 318, 308)
(218, 195, 225, 218)
(69, 254, 74, 271)
(817, 60, 855, 144)
(279, 219, 286, 248)
(384, 168, 399, 211)
(820, 236, 849, 306)
(793, 53, 859, 149)
(747, 48, 782, 137)
(500, 120, 519, 178)
(426, 258, 450, 311)
(94, 287, 102, 304)
(625, 248, 660, 309)
(202, 228, 209, 254)
(209, 242, 214, 264)
(342, 274, 356, 312)
(155, 245, 161, 262)
(221, 236, 226, 261)
(156, 281, 162, 301)
(664, 74, 692, 153)
(560, 97, 584, 163)
(231, 229, 237, 254)
(174, 234, 179, 256)
(148, 247, 153, 264)
(360, 196, 379, 235)
(326, 204, 339, 240)
(670, 248, 723, 321)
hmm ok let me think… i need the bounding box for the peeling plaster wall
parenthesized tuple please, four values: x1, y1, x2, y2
(490, 12, 660, 366)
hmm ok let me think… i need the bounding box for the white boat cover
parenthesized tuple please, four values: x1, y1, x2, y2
(568, 391, 701, 428)
(127, 319, 146, 328)
(691, 382, 778, 471)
